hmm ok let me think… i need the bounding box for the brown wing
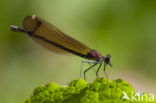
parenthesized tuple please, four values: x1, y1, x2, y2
(22, 15, 91, 56)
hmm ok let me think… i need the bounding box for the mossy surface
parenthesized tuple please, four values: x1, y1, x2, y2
(25, 78, 156, 103)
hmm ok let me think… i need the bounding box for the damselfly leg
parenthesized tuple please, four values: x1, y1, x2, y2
(80, 61, 103, 80)
(103, 63, 109, 79)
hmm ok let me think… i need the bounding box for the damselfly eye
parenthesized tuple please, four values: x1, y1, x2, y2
(104, 54, 112, 65)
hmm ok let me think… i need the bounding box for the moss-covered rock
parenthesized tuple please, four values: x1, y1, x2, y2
(25, 78, 156, 103)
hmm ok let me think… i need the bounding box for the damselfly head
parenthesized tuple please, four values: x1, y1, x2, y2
(103, 54, 112, 66)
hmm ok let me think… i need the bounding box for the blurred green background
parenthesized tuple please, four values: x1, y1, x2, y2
(0, 0, 156, 102)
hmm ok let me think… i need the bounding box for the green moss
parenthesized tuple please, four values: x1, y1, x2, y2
(25, 78, 156, 103)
